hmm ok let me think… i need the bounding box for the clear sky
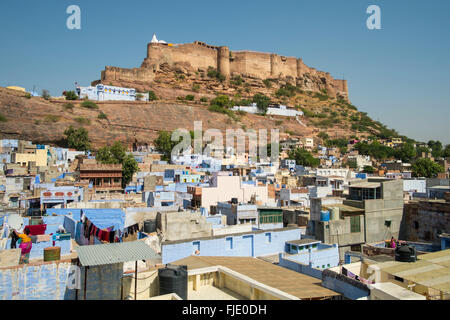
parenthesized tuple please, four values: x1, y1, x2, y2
(0, 0, 449, 144)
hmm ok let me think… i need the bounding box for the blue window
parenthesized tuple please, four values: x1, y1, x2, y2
(265, 233, 272, 243)
(226, 237, 233, 250)
(193, 241, 200, 254)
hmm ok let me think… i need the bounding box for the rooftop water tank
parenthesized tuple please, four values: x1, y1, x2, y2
(330, 207, 340, 221)
(143, 220, 156, 233)
(320, 211, 330, 222)
(395, 244, 417, 262)
(158, 265, 188, 300)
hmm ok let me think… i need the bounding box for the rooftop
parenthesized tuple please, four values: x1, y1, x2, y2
(373, 249, 450, 293)
(349, 182, 381, 189)
(286, 239, 321, 246)
(172, 256, 339, 299)
(76, 241, 161, 266)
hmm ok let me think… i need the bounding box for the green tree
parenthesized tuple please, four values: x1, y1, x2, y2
(253, 93, 270, 115)
(415, 145, 430, 158)
(155, 131, 175, 161)
(354, 141, 395, 160)
(346, 159, 358, 169)
(317, 132, 329, 141)
(122, 154, 139, 186)
(96, 146, 114, 164)
(210, 95, 231, 108)
(288, 148, 320, 167)
(64, 91, 78, 100)
(412, 158, 444, 178)
(64, 126, 91, 151)
(428, 140, 443, 158)
(96, 141, 139, 187)
(363, 166, 375, 174)
(395, 143, 416, 163)
(42, 89, 51, 100)
(443, 144, 450, 158)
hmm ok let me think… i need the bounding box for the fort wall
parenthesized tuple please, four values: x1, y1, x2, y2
(97, 40, 349, 97)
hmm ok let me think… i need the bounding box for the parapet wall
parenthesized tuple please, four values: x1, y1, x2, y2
(97, 40, 349, 97)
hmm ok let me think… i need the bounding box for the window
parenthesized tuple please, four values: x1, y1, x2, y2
(193, 241, 200, 254)
(265, 233, 272, 243)
(414, 221, 419, 229)
(226, 237, 233, 250)
(350, 215, 361, 233)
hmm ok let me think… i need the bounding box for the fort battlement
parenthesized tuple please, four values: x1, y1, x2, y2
(95, 39, 348, 98)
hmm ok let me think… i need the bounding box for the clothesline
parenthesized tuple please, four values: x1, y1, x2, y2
(80, 211, 139, 244)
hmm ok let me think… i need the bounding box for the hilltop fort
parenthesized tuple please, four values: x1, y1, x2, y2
(93, 34, 349, 100)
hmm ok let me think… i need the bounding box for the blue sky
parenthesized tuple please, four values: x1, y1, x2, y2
(0, 0, 449, 144)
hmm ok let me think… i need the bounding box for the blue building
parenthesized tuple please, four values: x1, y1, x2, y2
(279, 239, 340, 279)
(161, 227, 303, 264)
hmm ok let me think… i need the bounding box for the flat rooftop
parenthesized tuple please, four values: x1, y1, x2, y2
(349, 182, 381, 189)
(172, 256, 339, 300)
(374, 249, 450, 293)
(286, 239, 320, 246)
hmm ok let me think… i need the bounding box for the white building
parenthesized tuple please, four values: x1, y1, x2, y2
(232, 103, 303, 117)
(76, 84, 136, 101)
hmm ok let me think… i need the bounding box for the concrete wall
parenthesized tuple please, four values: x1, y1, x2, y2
(157, 211, 212, 241)
(161, 228, 302, 264)
(0, 261, 72, 300)
(201, 175, 268, 210)
(278, 254, 323, 279)
(321, 269, 370, 300)
(401, 201, 450, 244)
(404, 179, 426, 193)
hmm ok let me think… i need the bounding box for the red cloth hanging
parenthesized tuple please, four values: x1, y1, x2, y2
(24, 224, 47, 236)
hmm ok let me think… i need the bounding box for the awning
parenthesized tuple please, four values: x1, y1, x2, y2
(76, 241, 161, 267)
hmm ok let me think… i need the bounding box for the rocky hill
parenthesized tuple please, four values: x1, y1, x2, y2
(0, 75, 399, 150)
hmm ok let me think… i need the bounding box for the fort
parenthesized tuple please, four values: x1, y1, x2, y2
(93, 35, 349, 99)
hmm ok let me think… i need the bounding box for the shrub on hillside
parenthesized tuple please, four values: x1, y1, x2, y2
(64, 91, 78, 100)
(81, 101, 99, 109)
(148, 91, 158, 101)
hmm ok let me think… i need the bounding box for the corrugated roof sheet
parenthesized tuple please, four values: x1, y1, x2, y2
(76, 241, 161, 266)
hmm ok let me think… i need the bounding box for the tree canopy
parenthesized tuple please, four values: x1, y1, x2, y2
(412, 158, 444, 178)
(288, 148, 320, 167)
(252, 94, 270, 115)
(96, 141, 139, 186)
(64, 126, 90, 151)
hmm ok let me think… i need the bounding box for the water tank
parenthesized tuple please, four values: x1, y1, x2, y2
(44, 246, 61, 262)
(158, 265, 188, 300)
(395, 244, 417, 262)
(320, 211, 330, 222)
(330, 207, 340, 221)
(143, 220, 156, 233)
